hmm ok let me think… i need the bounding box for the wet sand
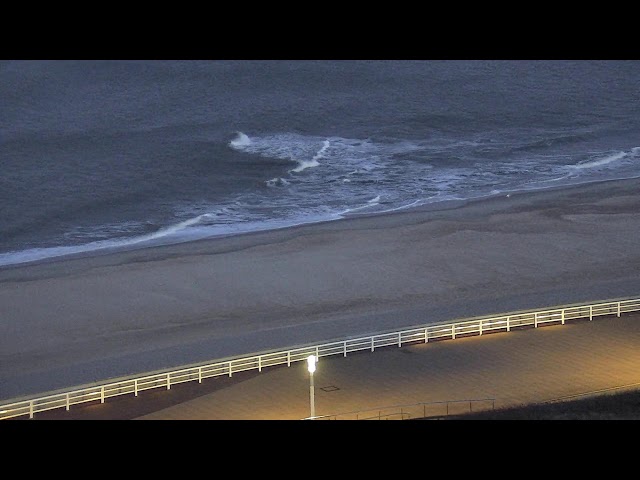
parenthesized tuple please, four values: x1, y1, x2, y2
(2, 177, 640, 400)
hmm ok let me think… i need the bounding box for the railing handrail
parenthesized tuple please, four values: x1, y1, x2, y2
(1, 295, 639, 420)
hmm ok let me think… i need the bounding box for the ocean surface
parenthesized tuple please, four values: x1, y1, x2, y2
(1, 60, 639, 267)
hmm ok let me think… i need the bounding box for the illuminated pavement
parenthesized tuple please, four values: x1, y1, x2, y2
(133, 314, 640, 420)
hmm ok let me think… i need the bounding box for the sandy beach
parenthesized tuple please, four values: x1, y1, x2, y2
(2, 177, 640, 401)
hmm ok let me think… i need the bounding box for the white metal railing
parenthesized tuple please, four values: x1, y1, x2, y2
(1, 296, 639, 420)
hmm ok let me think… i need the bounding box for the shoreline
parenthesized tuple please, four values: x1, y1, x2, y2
(2, 175, 640, 400)
(3, 175, 638, 272)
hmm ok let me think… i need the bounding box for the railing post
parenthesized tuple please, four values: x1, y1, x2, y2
(398, 332, 402, 347)
(425, 328, 429, 343)
(229, 362, 233, 377)
(590, 305, 593, 321)
(479, 320, 483, 336)
(287, 351, 291, 366)
(507, 316, 510, 332)
(452, 325, 456, 340)
(534, 312, 538, 328)
(198, 367, 202, 383)
(371, 337, 375, 352)
(258, 356, 262, 372)
(343, 342, 347, 357)
(167, 373, 171, 390)
(101, 386, 105, 404)
(134, 379, 138, 397)
(562, 309, 565, 325)
(66, 393, 70, 411)
(618, 302, 621, 317)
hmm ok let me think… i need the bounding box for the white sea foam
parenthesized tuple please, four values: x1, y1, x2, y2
(228, 132, 331, 174)
(230, 132, 251, 148)
(573, 151, 628, 169)
(340, 197, 426, 217)
(372, 199, 424, 214)
(140, 214, 212, 242)
(7, 131, 639, 269)
(266, 177, 290, 187)
(0, 214, 216, 267)
(290, 140, 329, 173)
(290, 158, 320, 173)
(337, 195, 383, 215)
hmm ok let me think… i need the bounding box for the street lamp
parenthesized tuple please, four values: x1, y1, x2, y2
(307, 354, 317, 419)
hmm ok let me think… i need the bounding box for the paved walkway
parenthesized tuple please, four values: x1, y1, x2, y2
(140, 314, 640, 420)
(21, 313, 640, 420)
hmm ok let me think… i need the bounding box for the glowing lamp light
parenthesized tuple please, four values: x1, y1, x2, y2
(307, 354, 317, 373)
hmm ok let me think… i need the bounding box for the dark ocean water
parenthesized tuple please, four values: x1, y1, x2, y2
(1, 60, 639, 266)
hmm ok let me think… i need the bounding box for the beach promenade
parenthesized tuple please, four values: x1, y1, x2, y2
(20, 312, 640, 420)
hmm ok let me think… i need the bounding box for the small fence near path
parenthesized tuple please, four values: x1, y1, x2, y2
(304, 397, 497, 420)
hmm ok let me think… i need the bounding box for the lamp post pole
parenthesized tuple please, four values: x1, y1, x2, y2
(307, 355, 317, 419)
